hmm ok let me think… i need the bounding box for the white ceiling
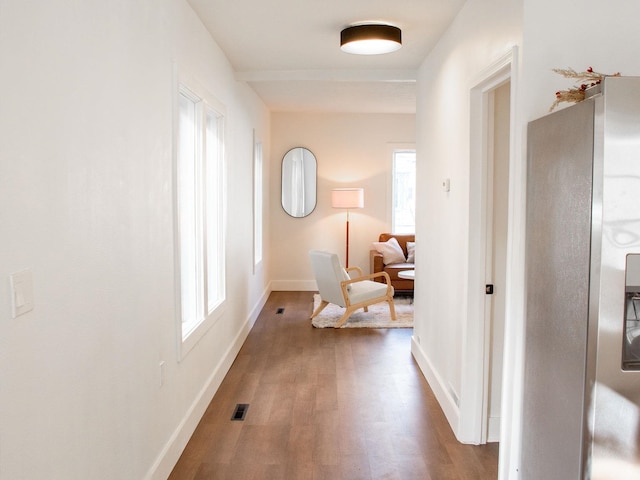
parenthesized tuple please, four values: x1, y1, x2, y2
(187, 0, 466, 113)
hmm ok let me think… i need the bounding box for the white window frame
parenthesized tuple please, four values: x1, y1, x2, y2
(173, 72, 226, 360)
(253, 134, 263, 270)
(390, 145, 416, 234)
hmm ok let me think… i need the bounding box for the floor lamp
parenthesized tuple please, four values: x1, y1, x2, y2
(331, 188, 364, 267)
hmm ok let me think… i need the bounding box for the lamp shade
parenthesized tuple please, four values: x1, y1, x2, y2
(340, 24, 402, 55)
(331, 188, 364, 209)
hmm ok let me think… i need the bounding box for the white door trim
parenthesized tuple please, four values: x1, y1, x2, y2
(459, 47, 518, 447)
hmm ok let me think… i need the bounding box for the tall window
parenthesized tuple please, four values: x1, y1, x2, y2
(176, 83, 225, 354)
(392, 149, 416, 233)
(253, 139, 263, 268)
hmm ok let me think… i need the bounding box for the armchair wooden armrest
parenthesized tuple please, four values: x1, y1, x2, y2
(342, 270, 391, 285)
(345, 266, 363, 277)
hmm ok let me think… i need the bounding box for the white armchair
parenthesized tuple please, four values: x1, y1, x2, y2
(308, 250, 396, 328)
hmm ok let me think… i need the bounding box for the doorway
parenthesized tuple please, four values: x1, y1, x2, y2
(484, 80, 510, 442)
(461, 49, 515, 449)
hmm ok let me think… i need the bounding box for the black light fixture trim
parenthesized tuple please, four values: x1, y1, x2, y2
(340, 24, 402, 55)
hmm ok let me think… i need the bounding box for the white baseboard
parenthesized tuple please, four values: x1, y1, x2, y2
(271, 279, 317, 291)
(411, 335, 461, 438)
(145, 287, 270, 480)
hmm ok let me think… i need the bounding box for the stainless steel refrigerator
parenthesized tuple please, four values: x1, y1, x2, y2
(523, 77, 640, 479)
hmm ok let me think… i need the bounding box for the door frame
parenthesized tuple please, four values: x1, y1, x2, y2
(460, 47, 518, 446)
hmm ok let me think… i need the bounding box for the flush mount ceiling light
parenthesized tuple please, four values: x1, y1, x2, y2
(340, 24, 402, 55)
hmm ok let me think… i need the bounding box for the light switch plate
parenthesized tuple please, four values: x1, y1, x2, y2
(10, 269, 34, 318)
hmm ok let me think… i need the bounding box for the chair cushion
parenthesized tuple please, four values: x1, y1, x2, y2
(309, 250, 349, 306)
(347, 280, 393, 304)
(341, 268, 352, 290)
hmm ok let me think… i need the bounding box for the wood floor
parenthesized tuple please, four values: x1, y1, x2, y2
(169, 291, 499, 480)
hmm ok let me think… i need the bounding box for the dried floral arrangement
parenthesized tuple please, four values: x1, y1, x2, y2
(550, 67, 621, 111)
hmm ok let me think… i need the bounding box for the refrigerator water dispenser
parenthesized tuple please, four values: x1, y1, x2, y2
(624, 254, 640, 370)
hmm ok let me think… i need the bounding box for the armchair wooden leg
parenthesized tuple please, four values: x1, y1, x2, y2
(335, 307, 355, 328)
(332, 294, 397, 328)
(311, 300, 330, 319)
(387, 296, 397, 321)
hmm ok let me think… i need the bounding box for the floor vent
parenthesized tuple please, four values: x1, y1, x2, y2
(276, 307, 285, 314)
(231, 404, 249, 421)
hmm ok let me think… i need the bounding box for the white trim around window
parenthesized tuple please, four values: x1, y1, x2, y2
(173, 68, 227, 360)
(389, 143, 416, 234)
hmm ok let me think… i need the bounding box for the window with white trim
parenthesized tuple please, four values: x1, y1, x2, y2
(392, 149, 416, 234)
(176, 83, 225, 354)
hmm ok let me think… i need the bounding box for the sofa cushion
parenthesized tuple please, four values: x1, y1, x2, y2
(378, 233, 415, 257)
(373, 237, 406, 265)
(406, 241, 415, 263)
(383, 263, 415, 281)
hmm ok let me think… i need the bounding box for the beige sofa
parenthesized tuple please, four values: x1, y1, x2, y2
(370, 233, 415, 293)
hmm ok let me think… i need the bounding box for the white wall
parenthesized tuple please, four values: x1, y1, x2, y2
(0, 1, 270, 478)
(269, 112, 415, 289)
(411, 0, 523, 477)
(414, 0, 640, 479)
(412, 0, 521, 429)
(522, 0, 640, 122)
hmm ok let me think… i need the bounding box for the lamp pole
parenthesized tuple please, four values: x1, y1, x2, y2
(331, 188, 364, 268)
(345, 209, 351, 267)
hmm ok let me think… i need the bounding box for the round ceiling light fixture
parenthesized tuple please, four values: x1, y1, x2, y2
(340, 24, 402, 55)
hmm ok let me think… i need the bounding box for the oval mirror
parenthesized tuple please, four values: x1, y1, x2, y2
(281, 147, 317, 218)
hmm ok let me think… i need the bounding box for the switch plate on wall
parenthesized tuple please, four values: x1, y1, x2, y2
(10, 269, 34, 318)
